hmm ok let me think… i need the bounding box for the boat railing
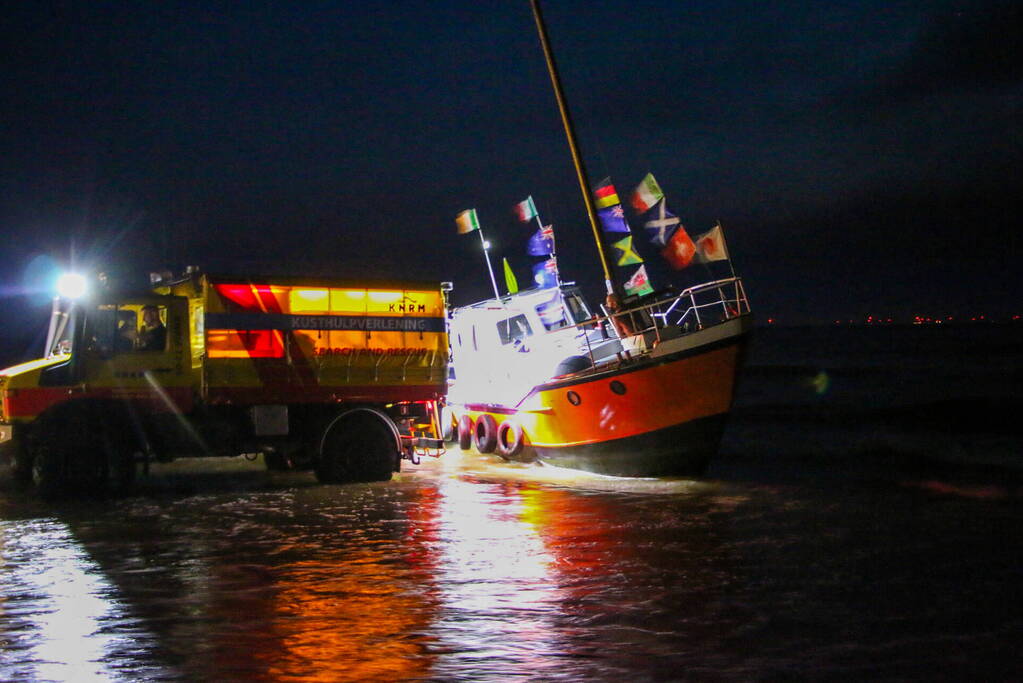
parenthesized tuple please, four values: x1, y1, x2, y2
(570, 277, 750, 371)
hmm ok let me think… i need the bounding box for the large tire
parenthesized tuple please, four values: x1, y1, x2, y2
(473, 414, 498, 454)
(31, 401, 136, 498)
(315, 411, 397, 484)
(440, 406, 457, 444)
(456, 415, 473, 451)
(496, 421, 525, 460)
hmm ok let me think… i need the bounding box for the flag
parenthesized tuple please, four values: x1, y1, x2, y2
(631, 173, 664, 213)
(503, 257, 519, 295)
(695, 224, 729, 262)
(532, 258, 559, 288)
(536, 290, 566, 328)
(593, 178, 621, 209)
(643, 199, 680, 246)
(455, 208, 480, 234)
(526, 224, 555, 256)
(612, 235, 643, 266)
(597, 204, 630, 233)
(661, 225, 696, 270)
(624, 265, 654, 297)
(513, 196, 538, 222)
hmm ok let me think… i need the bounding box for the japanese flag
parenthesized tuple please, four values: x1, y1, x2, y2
(695, 225, 729, 263)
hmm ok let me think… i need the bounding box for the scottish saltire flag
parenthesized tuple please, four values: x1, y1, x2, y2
(695, 224, 729, 262)
(612, 235, 643, 266)
(624, 265, 654, 297)
(597, 204, 630, 233)
(643, 199, 680, 246)
(661, 225, 696, 270)
(526, 224, 555, 256)
(514, 196, 538, 222)
(532, 258, 559, 288)
(503, 257, 519, 294)
(455, 208, 480, 234)
(631, 173, 664, 213)
(536, 290, 566, 327)
(593, 178, 621, 209)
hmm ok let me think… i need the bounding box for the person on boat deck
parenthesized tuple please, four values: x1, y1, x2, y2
(605, 294, 647, 352)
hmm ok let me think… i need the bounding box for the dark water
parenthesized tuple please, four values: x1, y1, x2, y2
(2, 325, 1021, 681)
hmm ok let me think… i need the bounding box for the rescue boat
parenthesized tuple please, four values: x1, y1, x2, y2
(446, 280, 751, 476)
(443, 0, 753, 476)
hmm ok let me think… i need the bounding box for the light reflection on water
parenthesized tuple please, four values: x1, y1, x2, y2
(0, 450, 1019, 681)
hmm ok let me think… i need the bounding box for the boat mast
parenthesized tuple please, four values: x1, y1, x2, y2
(529, 0, 616, 296)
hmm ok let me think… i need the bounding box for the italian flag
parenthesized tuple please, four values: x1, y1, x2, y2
(514, 196, 538, 222)
(455, 208, 480, 234)
(631, 172, 664, 213)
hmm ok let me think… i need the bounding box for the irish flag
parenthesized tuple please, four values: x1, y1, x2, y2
(456, 208, 480, 234)
(631, 172, 664, 213)
(514, 196, 538, 222)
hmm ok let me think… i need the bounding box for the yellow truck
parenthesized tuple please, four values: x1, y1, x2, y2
(0, 267, 450, 496)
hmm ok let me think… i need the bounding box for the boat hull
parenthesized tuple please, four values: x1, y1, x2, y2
(530, 412, 728, 476)
(457, 316, 750, 477)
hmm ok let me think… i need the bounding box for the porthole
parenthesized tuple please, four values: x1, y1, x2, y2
(610, 380, 626, 395)
(566, 390, 581, 406)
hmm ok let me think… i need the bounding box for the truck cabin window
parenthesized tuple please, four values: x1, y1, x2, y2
(88, 305, 167, 356)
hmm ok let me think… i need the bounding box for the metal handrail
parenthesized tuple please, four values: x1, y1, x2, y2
(566, 276, 750, 372)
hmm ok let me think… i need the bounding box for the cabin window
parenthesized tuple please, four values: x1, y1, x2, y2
(564, 294, 591, 325)
(84, 304, 168, 355)
(497, 314, 534, 346)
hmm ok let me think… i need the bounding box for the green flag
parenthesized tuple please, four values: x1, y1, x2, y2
(613, 235, 644, 266)
(455, 208, 480, 234)
(503, 257, 519, 294)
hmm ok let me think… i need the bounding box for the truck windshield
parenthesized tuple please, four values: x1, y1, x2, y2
(46, 307, 75, 358)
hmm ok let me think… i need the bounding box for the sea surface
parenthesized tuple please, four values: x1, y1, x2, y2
(1, 325, 1020, 681)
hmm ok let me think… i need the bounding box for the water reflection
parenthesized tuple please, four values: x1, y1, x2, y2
(0, 518, 165, 681)
(3, 455, 1017, 680)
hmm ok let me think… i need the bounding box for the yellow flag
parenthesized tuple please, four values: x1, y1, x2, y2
(503, 257, 519, 295)
(613, 235, 643, 266)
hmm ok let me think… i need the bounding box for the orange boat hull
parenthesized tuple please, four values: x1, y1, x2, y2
(462, 331, 748, 476)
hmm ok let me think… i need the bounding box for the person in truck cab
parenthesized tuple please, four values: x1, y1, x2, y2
(115, 310, 138, 352)
(138, 305, 166, 351)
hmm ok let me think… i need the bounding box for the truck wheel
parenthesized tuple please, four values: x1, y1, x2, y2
(315, 412, 396, 484)
(31, 402, 135, 498)
(457, 415, 473, 451)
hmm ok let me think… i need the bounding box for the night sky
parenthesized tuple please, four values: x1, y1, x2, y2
(2, 0, 1021, 361)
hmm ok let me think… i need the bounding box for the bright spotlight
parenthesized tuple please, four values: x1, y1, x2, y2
(56, 273, 88, 299)
(482, 240, 491, 250)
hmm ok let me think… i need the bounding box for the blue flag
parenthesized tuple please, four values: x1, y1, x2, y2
(532, 258, 559, 288)
(643, 198, 680, 246)
(597, 204, 630, 233)
(526, 224, 555, 256)
(536, 290, 566, 328)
